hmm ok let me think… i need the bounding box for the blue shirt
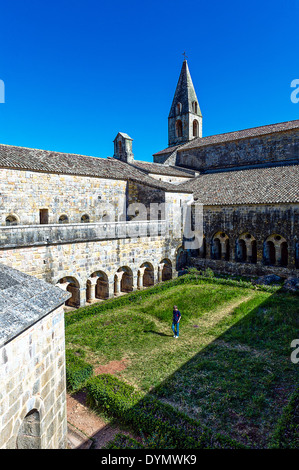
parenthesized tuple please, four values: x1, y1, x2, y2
(173, 309, 181, 323)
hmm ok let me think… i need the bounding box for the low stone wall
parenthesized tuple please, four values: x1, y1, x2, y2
(190, 257, 297, 279)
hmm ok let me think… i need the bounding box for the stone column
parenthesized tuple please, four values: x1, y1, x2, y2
(87, 277, 97, 302)
(137, 267, 146, 289)
(114, 272, 123, 295)
(158, 263, 164, 282)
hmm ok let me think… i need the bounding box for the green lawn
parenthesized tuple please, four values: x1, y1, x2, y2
(65, 276, 299, 448)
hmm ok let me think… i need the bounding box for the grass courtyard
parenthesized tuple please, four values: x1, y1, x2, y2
(65, 274, 299, 448)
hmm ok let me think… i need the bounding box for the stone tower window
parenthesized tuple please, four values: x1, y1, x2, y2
(176, 102, 182, 115)
(118, 141, 122, 153)
(192, 101, 198, 113)
(176, 120, 183, 138)
(193, 119, 199, 137)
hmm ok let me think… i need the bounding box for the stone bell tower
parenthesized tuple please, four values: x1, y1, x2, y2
(168, 60, 202, 147)
(113, 132, 134, 163)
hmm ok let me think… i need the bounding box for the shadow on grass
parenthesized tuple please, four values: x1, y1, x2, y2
(148, 288, 299, 448)
(68, 281, 299, 449)
(143, 329, 173, 337)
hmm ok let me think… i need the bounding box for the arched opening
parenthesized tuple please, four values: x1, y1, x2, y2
(58, 276, 80, 308)
(17, 409, 41, 449)
(193, 119, 199, 137)
(192, 101, 198, 113)
(114, 267, 133, 294)
(161, 259, 172, 281)
(237, 233, 257, 263)
(140, 262, 154, 287)
(176, 247, 188, 271)
(211, 231, 229, 261)
(58, 214, 68, 224)
(121, 271, 133, 292)
(86, 271, 109, 302)
(176, 102, 182, 115)
(212, 237, 221, 260)
(264, 234, 288, 267)
(118, 141, 122, 153)
(264, 240, 276, 266)
(5, 214, 18, 226)
(175, 120, 183, 138)
(236, 239, 247, 262)
(81, 214, 90, 223)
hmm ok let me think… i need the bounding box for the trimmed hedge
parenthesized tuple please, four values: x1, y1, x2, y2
(270, 387, 299, 449)
(86, 374, 246, 449)
(65, 349, 94, 392)
(104, 433, 144, 449)
(65, 273, 280, 328)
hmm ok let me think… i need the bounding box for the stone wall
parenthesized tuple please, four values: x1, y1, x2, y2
(0, 304, 67, 449)
(0, 234, 183, 307)
(177, 129, 299, 171)
(0, 168, 127, 226)
(191, 203, 299, 277)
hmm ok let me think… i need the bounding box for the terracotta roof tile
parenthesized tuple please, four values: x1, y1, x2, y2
(178, 164, 299, 205)
(0, 144, 192, 193)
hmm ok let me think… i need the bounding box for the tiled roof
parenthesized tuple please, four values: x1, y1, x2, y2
(178, 164, 299, 205)
(0, 143, 192, 193)
(153, 120, 299, 155)
(0, 263, 70, 346)
(132, 160, 196, 177)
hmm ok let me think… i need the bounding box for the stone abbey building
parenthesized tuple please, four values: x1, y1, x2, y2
(0, 59, 298, 448)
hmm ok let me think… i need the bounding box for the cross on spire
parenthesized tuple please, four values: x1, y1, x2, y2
(182, 51, 188, 61)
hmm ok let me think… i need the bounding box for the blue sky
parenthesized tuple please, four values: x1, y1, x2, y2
(0, 0, 298, 162)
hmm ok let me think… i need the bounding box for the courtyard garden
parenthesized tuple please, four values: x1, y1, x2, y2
(64, 272, 299, 449)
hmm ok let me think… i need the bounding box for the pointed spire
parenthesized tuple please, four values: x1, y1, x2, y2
(168, 60, 202, 147)
(168, 60, 202, 118)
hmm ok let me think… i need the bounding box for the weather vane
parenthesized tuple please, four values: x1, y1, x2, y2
(182, 51, 188, 61)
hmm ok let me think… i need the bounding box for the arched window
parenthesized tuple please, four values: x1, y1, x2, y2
(5, 214, 18, 226)
(17, 409, 41, 449)
(193, 119, 199, 137)
(236, 233, 257, 264)
(176, 102, 182, 115)
(211, 231, 229, 261)
(118, 141, 122, 153)
(264, 234, 288, 267)
(176, 120, 183, 138)
(81, 214, 90, 223)
(58, 214, 68, 224)
(192, 101, 198, 113)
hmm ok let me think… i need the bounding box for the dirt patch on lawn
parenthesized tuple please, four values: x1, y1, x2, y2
(93, 358, 129, 376)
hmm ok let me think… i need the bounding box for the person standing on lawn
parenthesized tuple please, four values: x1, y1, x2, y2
(172, 305, 181, 338)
